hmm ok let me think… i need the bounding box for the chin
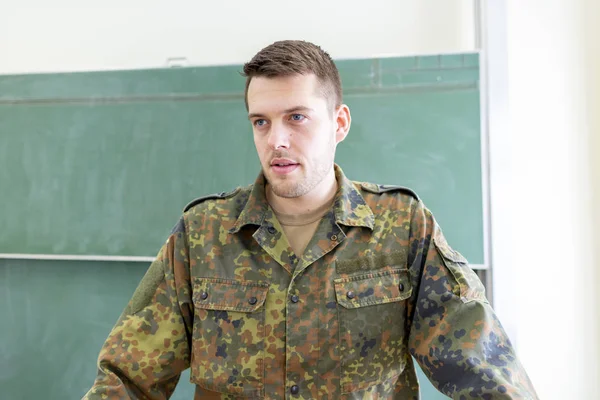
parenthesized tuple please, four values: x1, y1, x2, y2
(274, 180, 317, 198)
(270, 184, 297, 198)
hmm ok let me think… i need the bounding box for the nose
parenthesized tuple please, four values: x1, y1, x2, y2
(267, 121, 290, 149)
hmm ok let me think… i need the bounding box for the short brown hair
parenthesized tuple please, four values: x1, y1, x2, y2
(242, 40, 342, 111)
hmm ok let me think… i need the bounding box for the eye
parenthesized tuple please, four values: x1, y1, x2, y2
(290, 114, 306, 122)
(253, 119, 268, 127)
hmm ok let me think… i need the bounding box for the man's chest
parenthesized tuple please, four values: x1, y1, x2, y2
(186, 222, 415, 398)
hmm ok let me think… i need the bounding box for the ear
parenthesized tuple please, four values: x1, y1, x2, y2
(334, 104, 351, 144)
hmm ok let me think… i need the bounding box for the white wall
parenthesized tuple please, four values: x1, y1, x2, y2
(0, 0, 475, 74)
(490, 0, 600, 398)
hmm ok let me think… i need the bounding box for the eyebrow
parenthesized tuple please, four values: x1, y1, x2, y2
(248, 106, 314, 120)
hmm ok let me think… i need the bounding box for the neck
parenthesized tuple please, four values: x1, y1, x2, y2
(267, 168, 338, 215)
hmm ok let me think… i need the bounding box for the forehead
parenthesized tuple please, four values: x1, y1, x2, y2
(247, 74, 327, 114)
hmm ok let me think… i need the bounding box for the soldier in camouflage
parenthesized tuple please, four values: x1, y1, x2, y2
(83, 40, 538, 399)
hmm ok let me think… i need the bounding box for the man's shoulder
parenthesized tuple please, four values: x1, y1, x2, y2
(183, 184, 252, 213)
(357, 181, 420, 202)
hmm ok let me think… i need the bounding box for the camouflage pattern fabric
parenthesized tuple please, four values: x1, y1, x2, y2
(83, 165, 538, 399)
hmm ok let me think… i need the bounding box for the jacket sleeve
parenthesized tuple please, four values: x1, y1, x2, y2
(407, 201, 538, 399)
(83, 217, 193, 400)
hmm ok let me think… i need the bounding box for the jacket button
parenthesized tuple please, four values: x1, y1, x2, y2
(200, 292, 208, 300)
(346, 291, 355, 299)
(330, 234, 338, 241)
(290, 385, 300, 395)
(248, 296, 258, 305)
(399, 283, 405, 291)
(291, 295, 299, 303)
(267, 226, 276, 234)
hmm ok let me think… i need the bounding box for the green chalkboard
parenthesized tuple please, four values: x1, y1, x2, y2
(0, 53, 483, 264)
(0, 258, 449, 399)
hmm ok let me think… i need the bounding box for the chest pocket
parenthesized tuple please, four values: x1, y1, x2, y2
(334, 268, 413, 394)
(190, 277, 269, 398)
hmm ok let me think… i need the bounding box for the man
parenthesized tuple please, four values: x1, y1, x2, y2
(84, 40, 537, 399)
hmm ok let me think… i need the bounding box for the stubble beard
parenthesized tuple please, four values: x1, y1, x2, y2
(266, 145, 335, 199)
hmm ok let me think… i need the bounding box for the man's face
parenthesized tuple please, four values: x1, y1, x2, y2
(248, 74, 345, 199)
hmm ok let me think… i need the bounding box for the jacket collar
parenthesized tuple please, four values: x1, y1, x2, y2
(230, 164, 374, 233)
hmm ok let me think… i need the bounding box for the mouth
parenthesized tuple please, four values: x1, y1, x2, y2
(270, 158, 298, 167)
(270, 159, 300, 175)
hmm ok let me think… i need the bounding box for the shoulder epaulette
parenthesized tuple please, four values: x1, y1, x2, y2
(183, 187, 240, 212)
(360, 182, 420, 201)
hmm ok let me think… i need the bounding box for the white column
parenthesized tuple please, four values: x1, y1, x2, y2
(584, 0, 600, 389)
(493, 1, 600, 398)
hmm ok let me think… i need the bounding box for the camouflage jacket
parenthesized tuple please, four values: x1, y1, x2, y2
(83, 165, 537, 399)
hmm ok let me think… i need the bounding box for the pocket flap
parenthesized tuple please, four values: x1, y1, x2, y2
(334, 268, 412, 309)
(193, 278, 269, 312)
